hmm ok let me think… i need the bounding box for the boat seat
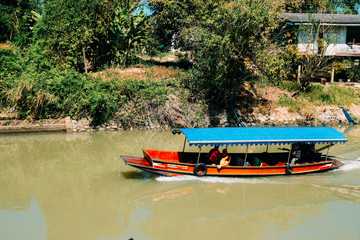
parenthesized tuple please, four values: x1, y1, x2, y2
(275, 162, 285, 166)
(230, 155, 244, 166)
(253, 157, 262, 166)
(261, 152, 281, 166)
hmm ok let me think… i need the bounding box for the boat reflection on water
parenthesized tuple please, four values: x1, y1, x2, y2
(151, 182, 232, 202)
(152, 184, 194, 202)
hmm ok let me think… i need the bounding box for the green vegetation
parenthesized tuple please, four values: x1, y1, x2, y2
(1, 0, 359, 127)
(274, 83, 360, 114)
(0, 49, 188, 126)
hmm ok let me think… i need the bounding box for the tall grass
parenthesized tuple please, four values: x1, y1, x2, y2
(274, 83, 359, 119)
(308, 84, 359, 106)
(1, 66, 188, 125)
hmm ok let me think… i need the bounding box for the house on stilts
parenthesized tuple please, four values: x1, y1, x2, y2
(280, 13, 360, 83)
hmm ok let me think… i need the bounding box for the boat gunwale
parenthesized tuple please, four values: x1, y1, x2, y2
(122, 155, 337, 170)
(151, 158, 335, 169)
(123, 161, 340, 177)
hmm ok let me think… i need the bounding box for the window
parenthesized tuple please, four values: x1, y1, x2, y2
(346, 27, 360, 44)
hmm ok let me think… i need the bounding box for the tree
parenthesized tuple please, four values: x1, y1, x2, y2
(334, 0, 360, 14)
(284, 0, 360, 14)
(149, 0, 223, 51)
(0, 0, 41, 46)
(31, 0, 120, 71)
(187, 1, 281, 104)
(148, 0, 285, 123)
(29, 0, 149, 71)
(112, 0, 148, 67)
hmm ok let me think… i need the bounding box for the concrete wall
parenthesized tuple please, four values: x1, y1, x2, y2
(0, 117, 73, 134)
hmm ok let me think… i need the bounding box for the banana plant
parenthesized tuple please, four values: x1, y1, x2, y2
(112, 0, 148, 67)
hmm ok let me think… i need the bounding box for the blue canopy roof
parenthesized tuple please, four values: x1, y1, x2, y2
(177, 127, 348, 146)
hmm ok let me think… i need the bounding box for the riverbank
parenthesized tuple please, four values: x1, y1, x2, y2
(1, 104, 359, 133)
(1, 64, 359, 133)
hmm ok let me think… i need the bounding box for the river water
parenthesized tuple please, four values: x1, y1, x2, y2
(0, 126, 359, 240)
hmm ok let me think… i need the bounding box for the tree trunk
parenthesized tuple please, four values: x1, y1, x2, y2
(83, 47, 88, 73)
(123, 40, 133, 67)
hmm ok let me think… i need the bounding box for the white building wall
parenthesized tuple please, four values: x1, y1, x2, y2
(297, 26, 360, 56)
(298, 27, 318, 54)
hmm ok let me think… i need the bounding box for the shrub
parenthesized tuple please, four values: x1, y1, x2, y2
(4, 68, 88, 119)
(0, 48, 22, 79)
(85, 79, 121, 125)
(1, 63, 186, 126)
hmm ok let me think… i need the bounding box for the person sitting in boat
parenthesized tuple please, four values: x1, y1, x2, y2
(290, 143, 301, 165)
(290, 150, 300, 165)
(217, 149, 231, 170)
(208, 145, 221, 165)
(292, 143, 316, 164)
(300, 143, 316, 163)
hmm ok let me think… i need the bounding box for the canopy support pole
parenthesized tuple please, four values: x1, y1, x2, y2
(325, 145, 330, 161)
(287, 144, 292, 165)
(196, 146, 202, 164)
(266, 144, 269, 153)
(244, 145, 249, 166)
(180, 137, 187, 162)
(182, 137, 186, 153)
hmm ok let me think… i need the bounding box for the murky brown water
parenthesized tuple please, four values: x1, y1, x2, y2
(0, 126, 359, 240)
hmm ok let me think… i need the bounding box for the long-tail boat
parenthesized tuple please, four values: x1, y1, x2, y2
(121, 127, 347, 177)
